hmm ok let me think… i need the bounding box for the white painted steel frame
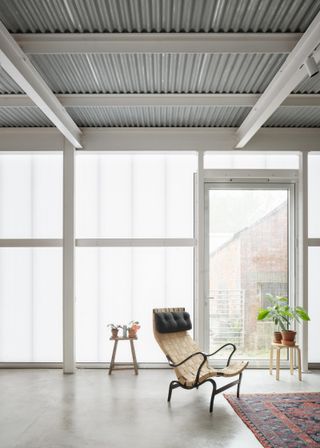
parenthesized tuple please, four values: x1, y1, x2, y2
(15, 33, 301, 54)
(2, 93, 320, 108)
(63, 140, 76, 373)
(0, 22, 82, 148)
(202, 174, 298, 368)
(194, 152, 205, 350)
(1, 128, 320, 152)
(298, 153, 309, 372)
(81, 128, 320, 152)
(235, 11, 320, 148)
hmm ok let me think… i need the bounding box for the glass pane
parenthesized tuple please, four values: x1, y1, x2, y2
(76, 247, 193, 362)
(76, 153, 196, 238)
(208, 188, 288, 359)
(204, 153, 299, 169)
(0, 153, 62, 238)
(0, 248, 62, 362)
(308, 248, 320, 362)
(308, 153, 320, 238)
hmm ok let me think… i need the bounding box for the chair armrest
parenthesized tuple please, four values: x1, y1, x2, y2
(206, 343, 236, 367)
(167, 351, 207, 368)
(167, 351, 208, 387)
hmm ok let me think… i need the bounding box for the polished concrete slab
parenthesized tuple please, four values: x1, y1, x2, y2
(1, 368, 319, 448)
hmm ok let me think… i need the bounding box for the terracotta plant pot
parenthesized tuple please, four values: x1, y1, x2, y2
(281, 330, 296, 346)
(273, 331, 282, 343)
(128, 329, 136, 338)
(111, 328, 119, 339)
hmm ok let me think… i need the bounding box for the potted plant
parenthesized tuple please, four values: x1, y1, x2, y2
(257, 294, 310, 345)
(107, 323, 120, 339)
(127, 321, 140, 338)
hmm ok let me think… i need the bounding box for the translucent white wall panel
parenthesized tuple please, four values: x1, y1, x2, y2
(308, 153, 320, 238)
(0, 248, 62, 362)
(204, 153, 299, 169)
(308, 248, 320, 363)
(0, 154, 62, 238)
(76, 153, 196, 238)
(76, 248, 193, 362)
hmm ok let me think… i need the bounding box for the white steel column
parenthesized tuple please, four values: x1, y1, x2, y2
(63, 139, 76, 373)
(298, 152, 308, 372)
(194, 151, 206, 349)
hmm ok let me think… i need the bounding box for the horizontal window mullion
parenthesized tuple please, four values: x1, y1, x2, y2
(0, 239, 62, 247)
(76, 238, 196, 247)
(0, 238, 197, 247)
(308, 238, 320, 246)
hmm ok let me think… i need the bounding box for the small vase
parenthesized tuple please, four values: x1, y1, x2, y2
(111, 328, 119, 339)
(273, 331, 282, 344)
(281, 330, 296, 346)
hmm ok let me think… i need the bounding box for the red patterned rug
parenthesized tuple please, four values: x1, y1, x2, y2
(225, 393, 320, 448)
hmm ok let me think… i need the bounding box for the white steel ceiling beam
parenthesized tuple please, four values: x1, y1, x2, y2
(14, 33, 301, 54)
(1, 128, 320, 152)
(0, 21, 82, 148)
(235, 11, 320, 149)
(81, 128, 320, 152)
(1, 94, 320, 108)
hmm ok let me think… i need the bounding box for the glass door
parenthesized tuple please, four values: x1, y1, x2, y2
(205, 183, 293, 362)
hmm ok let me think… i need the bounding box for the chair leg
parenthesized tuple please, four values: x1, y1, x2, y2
(209, 379, 217, 413)
(237, 373, 242, 398)
(167, 381, 179, 402)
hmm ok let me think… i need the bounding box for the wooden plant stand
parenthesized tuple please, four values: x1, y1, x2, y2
(269, 342, 302, 381)
(108, 336, 138, 375)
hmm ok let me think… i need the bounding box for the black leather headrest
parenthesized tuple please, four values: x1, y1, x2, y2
(154, 311, 192, 333)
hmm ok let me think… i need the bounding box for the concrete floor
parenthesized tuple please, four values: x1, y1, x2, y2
(1, 368, 320, 448)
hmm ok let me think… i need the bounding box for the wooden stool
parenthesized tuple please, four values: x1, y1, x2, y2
(108, 336, 138, 375)
(269, 343, 302, 381)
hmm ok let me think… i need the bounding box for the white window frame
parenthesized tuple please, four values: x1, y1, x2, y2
(0, 140, 311, 372)
(195, 169, 307, 369)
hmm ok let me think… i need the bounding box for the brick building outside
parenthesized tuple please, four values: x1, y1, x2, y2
(210, 201, 287, 359)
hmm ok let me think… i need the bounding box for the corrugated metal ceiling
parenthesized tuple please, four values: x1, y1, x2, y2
(2, 51, 319, 96)
(66, 105, 251, 127)
(0, 67, 23, 94)
(29, 53, 287, 94)
(0, 0, 319, 129)
(0, 0, 319, 33)
(0, 106, 52, 127)
(1, 104, 319, 128)
(294, 71, 320, 94)
(265, 107, 320, 127)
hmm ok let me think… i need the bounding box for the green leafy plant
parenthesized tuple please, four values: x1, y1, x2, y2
(257, 294, 310, 331)
(107, 323, 121, 330)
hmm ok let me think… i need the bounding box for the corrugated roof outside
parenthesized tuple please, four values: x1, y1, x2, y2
(29, 53, 287, 94)
(0, 0, 319, 33)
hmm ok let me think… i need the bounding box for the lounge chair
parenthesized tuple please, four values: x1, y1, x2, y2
(153, 307, 248, 412)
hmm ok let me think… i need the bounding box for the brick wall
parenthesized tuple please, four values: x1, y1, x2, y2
(210, 202, 287, 354)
